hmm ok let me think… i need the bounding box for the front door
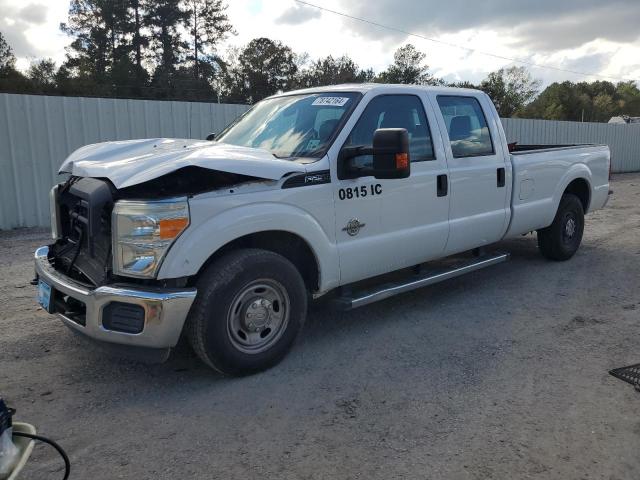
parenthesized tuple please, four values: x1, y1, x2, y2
(332, 93, 450, 285)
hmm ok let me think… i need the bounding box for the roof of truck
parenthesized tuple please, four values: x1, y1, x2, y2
(273, 83, 484, 98)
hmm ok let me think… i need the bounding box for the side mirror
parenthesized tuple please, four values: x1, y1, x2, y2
(372, 128, 410, 179)
(206, 132, 216, 141)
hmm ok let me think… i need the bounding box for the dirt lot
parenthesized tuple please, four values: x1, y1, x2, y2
(1, 174, 639, 480)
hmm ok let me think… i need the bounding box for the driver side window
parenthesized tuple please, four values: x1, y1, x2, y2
(342, 94, 435, 171)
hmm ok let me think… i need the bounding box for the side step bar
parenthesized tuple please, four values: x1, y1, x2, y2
(333, 252, 510, 311)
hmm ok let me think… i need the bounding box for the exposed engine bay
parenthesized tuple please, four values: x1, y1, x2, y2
(48, 167, 262, 287)
(116, 166, 261, 199)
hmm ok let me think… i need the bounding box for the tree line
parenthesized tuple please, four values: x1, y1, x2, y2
(0, 0, 639, 122)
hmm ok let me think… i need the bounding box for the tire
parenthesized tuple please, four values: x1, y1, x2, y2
(537, 193, 585, 261)
(186, 248, 307, 376)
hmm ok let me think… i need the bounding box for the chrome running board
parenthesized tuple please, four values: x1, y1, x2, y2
(334, 252, 510, 310)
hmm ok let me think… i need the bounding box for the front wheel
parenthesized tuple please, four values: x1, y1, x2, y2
(537, 193, 585, 261)
(186, 249, 308, 376)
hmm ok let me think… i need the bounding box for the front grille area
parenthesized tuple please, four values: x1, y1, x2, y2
(49, 177, 114, 286)
(51, 289, 87, 326)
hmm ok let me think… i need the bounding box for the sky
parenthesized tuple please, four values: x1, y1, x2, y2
(1, 0, 639, 87)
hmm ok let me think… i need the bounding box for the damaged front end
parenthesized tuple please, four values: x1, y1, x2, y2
(116, 165, 262, 199)
(36, 144, 297, 356)
(49, 176, 114, 287)
(48, 166, 264, 288)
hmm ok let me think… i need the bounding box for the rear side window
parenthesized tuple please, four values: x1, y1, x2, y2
(437, 96, 494, 158)
(343, 94, 435, 167)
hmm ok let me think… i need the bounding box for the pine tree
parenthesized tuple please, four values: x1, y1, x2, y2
(0, 31, 33, 93)
(61, 0, 110, 82)
(61, 1, 132, 78)
(130, 0, 149, 90)
(183, 0, 233, 80)
(376, 44, 439, 85)
(0, 30, 16, 74)
(145, 0, 189, 97)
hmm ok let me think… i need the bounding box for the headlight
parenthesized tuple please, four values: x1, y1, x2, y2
(112, 198, 190, 278)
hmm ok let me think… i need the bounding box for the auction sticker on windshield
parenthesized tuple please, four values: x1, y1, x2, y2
(312, 97, 350, 107)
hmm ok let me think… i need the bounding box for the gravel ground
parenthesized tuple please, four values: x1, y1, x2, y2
(1, 174, 639, 480)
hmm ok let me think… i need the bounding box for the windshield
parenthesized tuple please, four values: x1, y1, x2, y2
(216, 92, 360, 159)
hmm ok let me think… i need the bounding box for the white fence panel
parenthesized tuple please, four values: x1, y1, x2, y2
(1, 92, 639, 229)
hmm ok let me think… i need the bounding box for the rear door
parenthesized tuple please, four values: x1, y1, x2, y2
(429, 93, 510, 255)
(330, 92, 450, 285)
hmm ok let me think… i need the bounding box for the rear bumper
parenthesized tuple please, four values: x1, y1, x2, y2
(34, 246, 197, 350)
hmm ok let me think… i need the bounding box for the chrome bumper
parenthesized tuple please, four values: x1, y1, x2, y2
(34, 246, 197, 349)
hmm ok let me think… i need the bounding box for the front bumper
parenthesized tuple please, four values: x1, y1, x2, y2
(34, 246, 197, 349)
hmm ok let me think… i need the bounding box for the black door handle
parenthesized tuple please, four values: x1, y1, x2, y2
(497, 168, 505, 187)
(437, 174, 448, 197)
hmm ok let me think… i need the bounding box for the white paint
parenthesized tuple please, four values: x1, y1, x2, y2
(505, 146, 610, 237)
(330, 87, 450, 284)
(426, 90, 512, 255)
(519, 179, 535, 200)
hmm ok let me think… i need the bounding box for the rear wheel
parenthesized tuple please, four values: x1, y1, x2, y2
(537, 193, 584, 261)
(186, 249, 307, 376)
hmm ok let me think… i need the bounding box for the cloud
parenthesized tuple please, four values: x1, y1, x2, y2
(0, 2, 51, 56)
(344, 0, 640, 52)
(0, 0, 637, 87)
(276, 4, 321, 25)
(18, 4, 48, 25)
(0, 0, 70, 67)
(510, 7, 640, 52)
(561, 52, 612, 76)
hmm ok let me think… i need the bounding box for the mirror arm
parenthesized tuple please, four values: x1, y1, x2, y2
(340, 145, 373, 160)
(340, 146, 375, 179)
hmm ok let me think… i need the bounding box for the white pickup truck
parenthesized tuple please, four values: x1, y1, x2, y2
(34, 84, 610, 375)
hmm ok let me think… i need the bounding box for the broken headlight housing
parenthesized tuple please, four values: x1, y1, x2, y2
(112, 198, 190, 279)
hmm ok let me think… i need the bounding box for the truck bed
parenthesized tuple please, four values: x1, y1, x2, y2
(505, 143, 610, 238)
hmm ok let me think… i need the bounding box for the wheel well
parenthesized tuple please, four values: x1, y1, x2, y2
(564, 178, 590, 212)
(197, 231, 320, 292)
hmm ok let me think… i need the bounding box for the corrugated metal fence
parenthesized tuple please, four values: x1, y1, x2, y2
(1, 92, 639, 229)
(0, 93, 249, 229)
(501, 117, 640, 173)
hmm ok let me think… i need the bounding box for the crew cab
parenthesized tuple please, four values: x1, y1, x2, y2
(34, 84, 610, 375)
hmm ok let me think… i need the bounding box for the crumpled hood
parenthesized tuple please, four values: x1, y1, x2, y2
(59, 138, 307, 188)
